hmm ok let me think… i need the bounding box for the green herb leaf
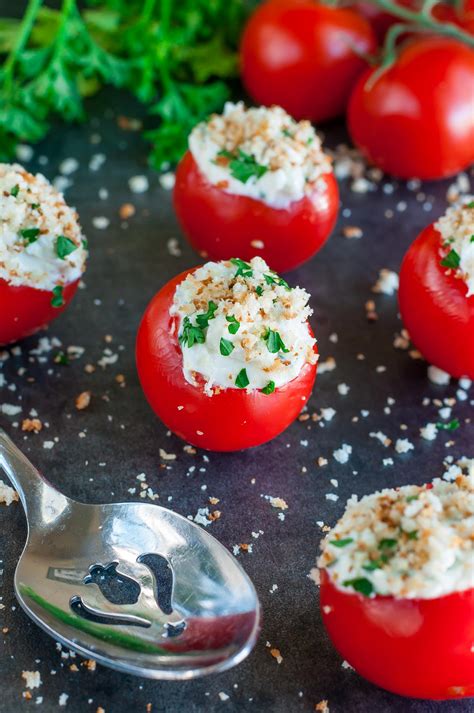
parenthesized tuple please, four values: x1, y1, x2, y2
(343, 577, 374, 597)
(235, 368, 249, 389)
(219, 149, 267, 183)
(379, 538, 397, 549)
(56, 235, 78, 260)
(436, 418, 460, 431)
(255, 285, 263, 296)
(261, 381, 275, 395)
(406, 494, 419, 502)
(226, 314, 240, 334)
(20, 227, 40, 244)
(264, 273, 290, 290)
(10, 184, 19, 197)
(362, 557, 387, 572)
(406, 530, 418, 540)
(230, 257, 253, 278)
(440, 249, 461, 270)
(330, 537, 354, 548)
(219, 337, 234, 356)
(82, 237, 88, 250)
(179, 317, 205, 348)
(470, 235, 474, 243)
(466, 201, 474, 209)
(195, 301, 218, 329)
(263, 328, 289, 354)
(51, 285, 64, 308)
(54, 350, 69, 365)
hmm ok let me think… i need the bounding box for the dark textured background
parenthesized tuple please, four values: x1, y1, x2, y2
(0, 38, 473, 713)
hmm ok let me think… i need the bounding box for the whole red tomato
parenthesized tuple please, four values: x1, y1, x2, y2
(240, 0, 377, 123)
(348, 37, 474, 179)
(136, 269, 317, 451)
(398, 223, 474, 379)
(320, 570, 474, 699)
(0, 279, 79, 346)
(173, 151, 339, 274)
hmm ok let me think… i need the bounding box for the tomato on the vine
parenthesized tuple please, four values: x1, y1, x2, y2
(348, 37, 474, 179)
(240, 0, 377, 123)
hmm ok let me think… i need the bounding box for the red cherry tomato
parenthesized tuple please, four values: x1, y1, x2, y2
(398, 224, 474, 379)
(320, 570, 474, 699)
(173, 152, 339, 273)
(0, 279, 79, 346)
(240, 0, 377, 123)
(348, 37, 474, 180)
(136, 269, 317, 451)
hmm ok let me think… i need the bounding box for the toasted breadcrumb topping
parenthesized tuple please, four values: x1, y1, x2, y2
(319, 461, 474, 599)
(0, 163, 87, 291)
(171, 257, 317, 393)
(188, 102, 333, 209)
(435, 196, 474, 296)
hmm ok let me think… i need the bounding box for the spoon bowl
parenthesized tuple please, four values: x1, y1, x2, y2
(0, 428, 260, 679)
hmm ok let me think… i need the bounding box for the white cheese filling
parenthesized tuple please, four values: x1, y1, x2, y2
(435, 197, 474, 297)
(319, 461, 474, 600)
(188, 102, 333, 209)
(170, 257, 317, 394)
(0, 163, 87, 291)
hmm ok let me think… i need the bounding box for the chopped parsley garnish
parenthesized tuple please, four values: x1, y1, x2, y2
(264, 273, 290, 290)
(330, 537, 354, 548)
(179, 317, 205, 348)
(255, 285, 264, 296)
(30, 203, 40, 210)
(235, 368, 249, 389)
(20, 227, 40, 244)
(51, 285, 65, 308)
(218, 149, 268, 184)
(54, 351, 69, 365)
(466, 201, 474, 208)
(263, 328, 289, 354)
(56, 235, 78, 260)
(261, 381, 275, 395)
(226, 315, 240, 334)
(343, 577, 374, 597)
(440, 249, 461, 270)
(379, 538, 397, 549)
(471, 235, 474, 243)
(82, 237, 88, 250)
(436, 418, 460, 431)
(219, 337, 234, 356)
(10, 184, 19, 197)
(362, 555, 388, 571)
(195, 301, 217, 329)
(230, 258, 253, 278)
(282, 128, 292, 138)
(406, 530, 419, 540)
(406, 494, 419, 503)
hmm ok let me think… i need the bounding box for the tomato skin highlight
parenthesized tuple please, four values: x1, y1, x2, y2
(0, 278, 79, 346)
(320, 570, 474, 699)
(348, 38, 474, 180)
(240, 0, 377, 124)
(136, 269, 317, 452)
(398, 224, 474, 379)
(173, 151, 339, 274)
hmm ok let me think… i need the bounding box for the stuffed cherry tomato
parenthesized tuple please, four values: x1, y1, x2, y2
(136, 257, 318, 451)
(348, 38, 474, 180)
(399, 198, 474, 379)
(173, 103, 339, 274)
(240, 0, 376, 123)
(319, 472, 474, 699)
(0, 163, 87, 345)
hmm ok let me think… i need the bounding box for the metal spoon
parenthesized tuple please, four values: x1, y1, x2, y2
(0, 428, 260, 679)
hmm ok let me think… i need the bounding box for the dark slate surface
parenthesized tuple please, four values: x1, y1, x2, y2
(0, 89, 473, 713)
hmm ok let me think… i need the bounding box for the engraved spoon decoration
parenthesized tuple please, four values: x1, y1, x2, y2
(0, 428, 260, 679)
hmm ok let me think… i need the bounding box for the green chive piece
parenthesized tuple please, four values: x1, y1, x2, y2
(235, 368, 249, 389)
(219, 338, 234, 356)
(261, 381, 275, 395)
(56, 235, 78, 260)
(263, 328, 289, 354)
(330, 537, 354, 548)
(343, 578, 374, 597)
(226, 315, 240, 334)
(440, 249, 461, 270)
(20, 227, 40, 244)
(51, 285, 65, 308)
(379, 538, 397, 549)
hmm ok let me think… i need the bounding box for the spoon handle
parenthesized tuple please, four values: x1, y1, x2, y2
(0, 427, 66, 523)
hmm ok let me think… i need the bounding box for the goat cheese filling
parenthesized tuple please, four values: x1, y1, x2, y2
(188, 102, 333, 209)
(0, 163, 87, 292)
(319, 463, 474, 599)
(435, 197, 474, 297)
(170, 257, 317, 394)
